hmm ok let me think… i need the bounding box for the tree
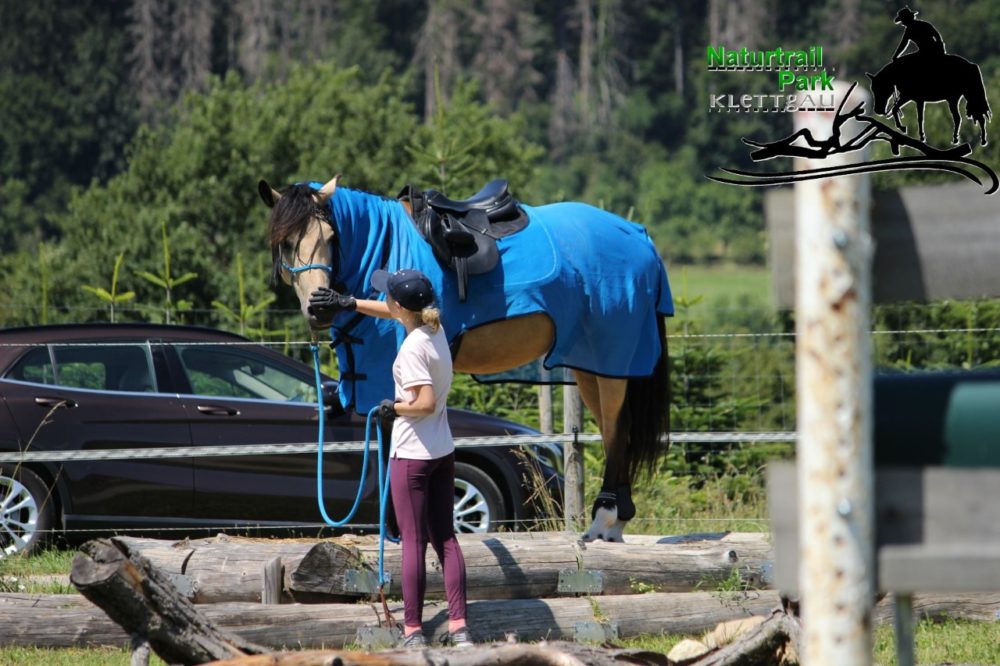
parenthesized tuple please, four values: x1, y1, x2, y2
(0, 61, 541, 332)
(0, 0, 135, 250)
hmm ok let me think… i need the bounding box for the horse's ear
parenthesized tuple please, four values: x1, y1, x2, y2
(865, 72, 874, 80)
(258, 179, 281, 208)
(317, 174, 341, 206)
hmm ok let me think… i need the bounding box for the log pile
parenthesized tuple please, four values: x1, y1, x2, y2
(112, 531, 773, 603)
(0, 531, 993, 665)
(5, 588, 999, 651)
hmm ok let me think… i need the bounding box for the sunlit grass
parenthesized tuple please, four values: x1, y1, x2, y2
(0, 647, 167, 666)
(673, 264, 771, 309)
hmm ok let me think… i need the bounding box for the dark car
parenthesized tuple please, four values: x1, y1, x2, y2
(0, 324, 561, 556)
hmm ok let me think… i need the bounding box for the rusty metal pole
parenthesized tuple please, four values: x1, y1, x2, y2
(794, 81, 874, 666)
(563, 384, 585, 532)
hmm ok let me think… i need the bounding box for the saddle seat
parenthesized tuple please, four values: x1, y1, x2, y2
(399, 179, 529, 302)
(425, 179, 518, 218)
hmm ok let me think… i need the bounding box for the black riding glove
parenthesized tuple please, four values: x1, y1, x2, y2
(308, 287, 357, 318)
(378, 399, 398, 422)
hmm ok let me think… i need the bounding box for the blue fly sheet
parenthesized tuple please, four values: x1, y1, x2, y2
(318, 185, 673, 412)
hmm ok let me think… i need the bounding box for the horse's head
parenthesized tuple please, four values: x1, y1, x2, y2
(866, 69, 894, 116)
(258, 175, 340, 330)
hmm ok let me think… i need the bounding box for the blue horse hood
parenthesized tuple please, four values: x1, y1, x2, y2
(318, 186, 673, 412)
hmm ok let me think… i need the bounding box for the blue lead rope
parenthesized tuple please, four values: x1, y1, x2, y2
(310, 343, 398, 597)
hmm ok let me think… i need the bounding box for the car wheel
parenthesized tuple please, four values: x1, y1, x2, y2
(0, 465, 56, 556)
(453, 462, 505, 533)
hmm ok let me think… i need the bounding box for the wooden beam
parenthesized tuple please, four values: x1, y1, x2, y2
(3, 591, 999, 651)
(114, 532, 773, 603)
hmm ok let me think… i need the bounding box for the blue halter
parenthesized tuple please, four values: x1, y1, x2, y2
(281, 261, 333, 275)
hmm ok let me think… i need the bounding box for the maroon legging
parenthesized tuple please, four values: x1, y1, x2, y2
(389, 453, 467, 628)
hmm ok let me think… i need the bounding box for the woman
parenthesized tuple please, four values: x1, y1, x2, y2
(308, 269, 473, 648)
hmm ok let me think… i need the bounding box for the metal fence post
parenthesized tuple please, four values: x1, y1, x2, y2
(563, 384, 585, 531)
(539, 361, 554, 435)
(795, 81, 874, 666)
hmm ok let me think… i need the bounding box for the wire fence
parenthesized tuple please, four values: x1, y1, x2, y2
(3, 302, 997, 543)
(5, 300, 999, 439)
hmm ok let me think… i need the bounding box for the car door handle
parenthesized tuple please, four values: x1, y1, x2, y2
(35, 396, 77, 409)
(196, 405, 240, 416)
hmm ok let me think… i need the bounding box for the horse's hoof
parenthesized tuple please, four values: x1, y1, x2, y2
(605, 519, 627, 543)
(584, 506, 618, 542)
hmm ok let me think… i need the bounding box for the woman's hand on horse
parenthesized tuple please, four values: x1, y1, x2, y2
(308, 287, 357, 319)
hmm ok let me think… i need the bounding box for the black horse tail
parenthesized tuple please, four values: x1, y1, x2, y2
(624, 315, 671, 483)
(965, 62, 992, 123)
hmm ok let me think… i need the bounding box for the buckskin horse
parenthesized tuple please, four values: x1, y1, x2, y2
(868, 52, 991, 146)
(258, 175, 673, 541)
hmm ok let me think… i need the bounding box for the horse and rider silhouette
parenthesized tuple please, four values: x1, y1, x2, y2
(867, 5, 991, 146)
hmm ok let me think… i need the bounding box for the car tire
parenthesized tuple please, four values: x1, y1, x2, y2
(453, 462, 505, 533)
(0, 465, 57, 556)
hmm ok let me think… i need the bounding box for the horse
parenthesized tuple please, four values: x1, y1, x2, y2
(258, 175, 673, 542)
(867, 52, 991, 146)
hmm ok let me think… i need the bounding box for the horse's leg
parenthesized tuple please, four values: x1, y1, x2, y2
(947, 98, 962, 144)
(916, 101, 926, 142)
(575, 371, 631, 542)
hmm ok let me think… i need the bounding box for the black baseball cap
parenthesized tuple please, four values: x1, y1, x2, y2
(371, 268, 435, 311)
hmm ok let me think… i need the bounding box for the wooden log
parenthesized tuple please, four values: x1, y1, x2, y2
(262, 558, 282, 606)
(689, 609, 802, 666)
(70, 538, 267, 664)
(115, 531, 773, 603)
(204, 643, 671, 666)
(0, 591, 778, 649)
(3, 591, 1000, 651)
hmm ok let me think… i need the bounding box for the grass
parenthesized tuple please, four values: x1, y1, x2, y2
(672, 264, 771, 310)
(0, 548, 77, 594)
(0, 647, 168, 665)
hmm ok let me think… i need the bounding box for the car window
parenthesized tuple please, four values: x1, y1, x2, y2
(176, 345, 317, 403)
(6, 344, 157, 392)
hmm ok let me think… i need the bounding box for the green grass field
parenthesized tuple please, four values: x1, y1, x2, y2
(671, 264, 772, 309)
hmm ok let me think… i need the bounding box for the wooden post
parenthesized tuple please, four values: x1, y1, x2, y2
(794, 81, 874, 666)
(563, 384, 585, 531)
(262, 557, 283, 605)
(539, 361, 554, 435)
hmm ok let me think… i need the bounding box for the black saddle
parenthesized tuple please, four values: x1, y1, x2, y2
(398, 179, 529, 302)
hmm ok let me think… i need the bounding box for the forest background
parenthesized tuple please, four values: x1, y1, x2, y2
(2, 0, 999, 448)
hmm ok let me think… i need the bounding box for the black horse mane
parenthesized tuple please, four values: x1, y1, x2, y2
(266, 182, 394, 285)
(267, 184, 326, 248)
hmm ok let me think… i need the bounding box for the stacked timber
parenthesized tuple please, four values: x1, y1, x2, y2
(4, 588, 1000, 651)
(110, 531, 773, 603)
(2, 530, 999, 664)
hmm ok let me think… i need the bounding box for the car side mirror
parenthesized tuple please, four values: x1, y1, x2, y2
(321, 380, 344, 416)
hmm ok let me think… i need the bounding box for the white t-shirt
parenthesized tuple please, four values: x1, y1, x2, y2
(390, 325, 454, 460)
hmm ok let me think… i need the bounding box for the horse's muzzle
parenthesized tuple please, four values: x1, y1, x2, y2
(305, 310, 334, 331)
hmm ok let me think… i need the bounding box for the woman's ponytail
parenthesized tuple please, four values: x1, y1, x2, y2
(421, 306, 441, 332)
